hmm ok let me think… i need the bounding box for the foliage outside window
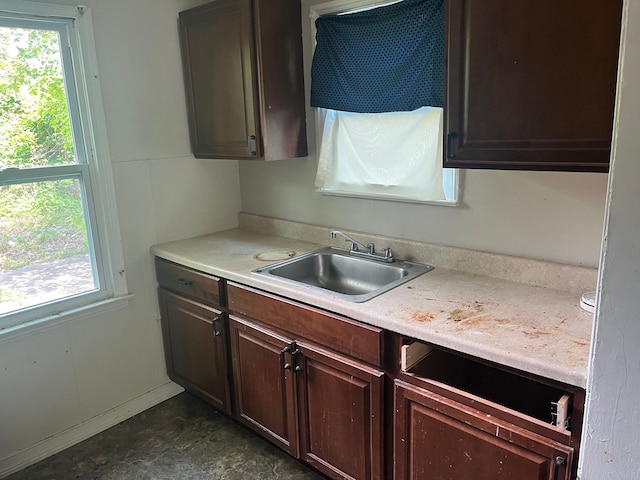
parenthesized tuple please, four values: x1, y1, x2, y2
(0, 4, 126, 329)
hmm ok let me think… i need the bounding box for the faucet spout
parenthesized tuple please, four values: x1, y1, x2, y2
(330, 230, 371, 252)
(330, 230, 394, 262)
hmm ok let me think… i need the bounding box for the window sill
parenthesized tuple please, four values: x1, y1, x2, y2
(315, 188, 460, 207)
(0, 294, 133, 343)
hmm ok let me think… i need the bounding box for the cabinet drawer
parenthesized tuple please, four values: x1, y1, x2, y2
(227, 282, 383, 367)
(400, 341, 582, 446)
(155, 258, 223, 306)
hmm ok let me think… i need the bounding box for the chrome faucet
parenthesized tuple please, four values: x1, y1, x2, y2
(330, 230, 394, 263)
(331, 230, 373, 253)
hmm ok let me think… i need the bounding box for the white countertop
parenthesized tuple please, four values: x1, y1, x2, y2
(151, 228, 594, 388)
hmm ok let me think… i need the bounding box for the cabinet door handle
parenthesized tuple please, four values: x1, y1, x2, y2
(212, 316, 222, 337)
(553, 456, 567, 480)
(446, 131, 458, 159)
(176, 278, 192, 286)
(291, 347, 302, 372)
(247, 135, 257, 156)
(280, 346, 291, 370)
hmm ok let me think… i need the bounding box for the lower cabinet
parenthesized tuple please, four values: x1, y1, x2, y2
(155, 259, 584, 480)
(155, 258, 231, 413)
(394, 380, 573, 480)
(158, 289, 231, 414)
(229, 314, 384, 480)
(394, 343, 578, 480)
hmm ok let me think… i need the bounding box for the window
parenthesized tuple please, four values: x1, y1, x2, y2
(0, 2, 127, 330)
(310, 0, 459, 205)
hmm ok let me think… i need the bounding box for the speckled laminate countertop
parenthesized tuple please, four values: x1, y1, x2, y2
(151, 228, 594, 388)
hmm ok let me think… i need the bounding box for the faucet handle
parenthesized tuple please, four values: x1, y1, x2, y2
(383, 247, 394, 260)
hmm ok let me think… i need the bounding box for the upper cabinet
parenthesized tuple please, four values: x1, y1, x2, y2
(179, 0, 308, 160)
(444, 0, 623, 172)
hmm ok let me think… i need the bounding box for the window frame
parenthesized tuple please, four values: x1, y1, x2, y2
(309, 0, 461, 206)
(0, 1, 128, 331)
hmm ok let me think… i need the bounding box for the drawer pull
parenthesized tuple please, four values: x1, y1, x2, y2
(176, 278, 193, 286)
(553, 456, 566, 480)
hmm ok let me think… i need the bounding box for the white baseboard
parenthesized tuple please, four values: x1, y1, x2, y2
(0, 382, 184, 479)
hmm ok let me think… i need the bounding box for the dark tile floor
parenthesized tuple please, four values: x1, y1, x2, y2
(7, 393, 324, 480)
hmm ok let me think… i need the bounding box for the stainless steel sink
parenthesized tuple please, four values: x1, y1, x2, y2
(252, 247, 434, 302)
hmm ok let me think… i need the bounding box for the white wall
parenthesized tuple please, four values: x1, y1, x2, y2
(580, 0, 640, 477)
(0, 0, 240, 476)
(238, 0, 609, 268)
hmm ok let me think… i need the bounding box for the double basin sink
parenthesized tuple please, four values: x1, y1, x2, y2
(253, 246, 433, 302)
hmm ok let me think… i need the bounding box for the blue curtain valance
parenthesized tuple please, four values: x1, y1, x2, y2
(310, 0, 444, 114)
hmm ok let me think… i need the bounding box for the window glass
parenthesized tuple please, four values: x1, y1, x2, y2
(0, 26, 78, 168)
(0, 9, 121, 326)
(0, 178, 96, 314)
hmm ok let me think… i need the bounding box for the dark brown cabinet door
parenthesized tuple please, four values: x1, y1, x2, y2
(228, 316, 299, 456)
(296, 341, 384, 480)
(228, 313, 384, 480)
(445, 0, 623, 172)
(159, 290, 231, 414)
(179, 0, 307, 160)
(179, 0, 260, 159)
(394, 380, 573, 480)
(252, 0, 308, 161)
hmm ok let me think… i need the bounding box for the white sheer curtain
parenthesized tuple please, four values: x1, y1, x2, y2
(314, 107, 445, 202)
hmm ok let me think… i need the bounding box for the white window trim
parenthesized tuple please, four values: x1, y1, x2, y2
(0, 1, 129, 331)
(308, 0, 461, 207)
